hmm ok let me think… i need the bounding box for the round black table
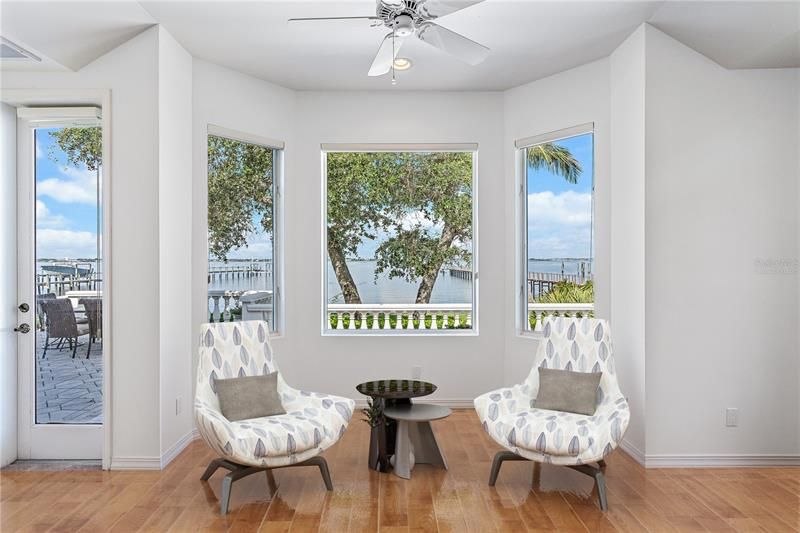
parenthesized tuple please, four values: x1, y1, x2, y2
(355, 379, 436, 472)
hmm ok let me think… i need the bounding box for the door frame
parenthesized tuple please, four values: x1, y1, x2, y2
(3, 89, 112, 468)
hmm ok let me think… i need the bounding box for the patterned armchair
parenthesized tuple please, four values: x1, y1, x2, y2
(474, 317, 629, 511)
(195, 320, 354, 514)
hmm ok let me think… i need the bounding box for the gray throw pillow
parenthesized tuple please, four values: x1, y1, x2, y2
(534, 368, 602, 416)
(215, 372, 286, 421)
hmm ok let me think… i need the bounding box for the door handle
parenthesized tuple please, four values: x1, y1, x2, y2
(19, 303, 30, 313)
(14, 323, 31, 334)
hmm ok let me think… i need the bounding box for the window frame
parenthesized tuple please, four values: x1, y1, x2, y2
(206, 124, 284, 336)
(320, 143, 479, 336)
(516, 123, 595, 338)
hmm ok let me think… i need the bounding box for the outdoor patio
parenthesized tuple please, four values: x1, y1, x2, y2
(35, 331, 103, 424)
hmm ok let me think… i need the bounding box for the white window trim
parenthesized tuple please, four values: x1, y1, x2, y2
(206, 125, 284, 336)
(516, 123, 595, 338)
(320, 144, 479, 336)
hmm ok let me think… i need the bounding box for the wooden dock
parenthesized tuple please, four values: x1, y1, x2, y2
(527, 271, 591, 299)
(207, 262, 272, 284)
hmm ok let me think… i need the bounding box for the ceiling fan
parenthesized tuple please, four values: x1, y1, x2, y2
(289, 0, 489, 81)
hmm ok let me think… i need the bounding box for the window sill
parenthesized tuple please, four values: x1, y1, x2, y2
(322, 329, 478, 338)
(517, 330, 543, 340)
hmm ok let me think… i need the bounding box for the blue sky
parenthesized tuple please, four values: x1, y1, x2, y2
(526, 133, 593, 259)
(35, 128, 101, 260)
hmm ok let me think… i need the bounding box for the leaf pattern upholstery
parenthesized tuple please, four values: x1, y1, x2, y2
(474, 317, 629, 465)
(195, 320, 354, 468)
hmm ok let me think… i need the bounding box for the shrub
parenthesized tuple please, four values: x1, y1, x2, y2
(459, 313, 468, 328)
(447, 313, 455, 329)
(401, 314, 409, 329)
(209, 313, 215, 323)
(354, 315, 362, 329)
(329, 313, 339, 329)
(412, 312, 420, 329)
(389, 313, 397, 329)
(366, 313, 374, 329)
(435, 314, 444, 329)
(528, 311, 537, 330)
(378, 312, 386, 329)
(342, 312, 351, 329)
(537, 280, 594, 304)
(424, 313, 432, 329)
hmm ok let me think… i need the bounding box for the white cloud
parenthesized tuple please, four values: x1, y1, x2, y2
(527, 191, 592, 258)
(36, 200, 67, 228)
(37, 165, 98, 204)
(36, 229, 98, 259)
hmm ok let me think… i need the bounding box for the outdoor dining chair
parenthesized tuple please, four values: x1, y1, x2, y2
(39, 298, 91, 359)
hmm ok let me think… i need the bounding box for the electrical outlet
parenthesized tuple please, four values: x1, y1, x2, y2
(176, 396, 182, 415)
(725, 408, 738, 427)
(412, 366, 422, 379)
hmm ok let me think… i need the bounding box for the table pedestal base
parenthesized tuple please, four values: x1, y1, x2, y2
(392, 419, 448, 479)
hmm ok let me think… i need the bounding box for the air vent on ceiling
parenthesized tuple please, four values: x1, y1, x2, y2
(0, 37, 41, 62)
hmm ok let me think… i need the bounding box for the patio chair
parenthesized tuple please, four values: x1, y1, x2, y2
(39, 298, 91, 359)
(36, 292, 56, 331)
(474, 316, 629, 511)
(195, 320, 354, 514)
(79, 298, 102, 357)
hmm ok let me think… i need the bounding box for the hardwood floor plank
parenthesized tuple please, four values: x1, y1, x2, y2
(1, 410, 797, 533)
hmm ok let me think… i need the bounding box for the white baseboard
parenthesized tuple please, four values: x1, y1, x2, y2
(111, 430, 200, 471)
(110, 456, 162, 470)
(645, 454, 800, 468)
(160, 429, 200, 469)
(353, 398, 475, 409)
(620, 438, 646, 466)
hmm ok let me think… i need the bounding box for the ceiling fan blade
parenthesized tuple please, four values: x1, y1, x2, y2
(416, 22, 489, 65)
(368, 32, 405, 77)
(416, 0, 485, 19)
(288, 16, 382, 25)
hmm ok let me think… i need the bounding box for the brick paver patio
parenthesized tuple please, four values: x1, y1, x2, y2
(35, 332, 103, 424)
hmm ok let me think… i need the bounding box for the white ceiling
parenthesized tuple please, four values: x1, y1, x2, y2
(1, 1, 798, 91)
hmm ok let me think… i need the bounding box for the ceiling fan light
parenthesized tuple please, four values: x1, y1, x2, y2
(393, 57, 412, 70)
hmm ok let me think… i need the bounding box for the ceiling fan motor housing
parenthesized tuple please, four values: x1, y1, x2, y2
(377, 0, 428, 32)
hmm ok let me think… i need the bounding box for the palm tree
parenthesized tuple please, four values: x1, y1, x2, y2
(527, 143, 582, 183)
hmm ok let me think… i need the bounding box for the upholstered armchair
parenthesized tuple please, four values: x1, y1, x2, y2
(195, 320, 355, 514)
(474, 316, 629, 511)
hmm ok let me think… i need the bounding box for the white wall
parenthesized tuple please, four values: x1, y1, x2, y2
(503, 59, 611, 387)
(643, 25, 799, 459)
(0, 103, 17, 467)
(191, 59, 296, 392)
(1, 27, 163, 464)
(609, 25, 647, 459)
(191, 77, 505, 402)
(157, 27, 194, 459)
(284, 91, 505, 401)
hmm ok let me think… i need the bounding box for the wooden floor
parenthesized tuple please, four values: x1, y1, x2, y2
(2, 410, 798, 532)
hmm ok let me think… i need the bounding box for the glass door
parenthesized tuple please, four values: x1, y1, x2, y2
(16, 108, 103, 459)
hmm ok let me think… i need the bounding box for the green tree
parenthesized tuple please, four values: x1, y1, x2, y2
(48, 127, 102, 171)
(207, 135, 273, 260)
(326, 152, 398, 304)
(372, 152, 472, 303)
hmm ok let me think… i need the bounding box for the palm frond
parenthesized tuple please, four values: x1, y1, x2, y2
(527, 143, 582, 184)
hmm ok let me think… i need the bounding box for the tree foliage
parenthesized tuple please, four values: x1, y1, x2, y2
(207, 135, 273, 261)
(327, 152, 472, 304)
(49, 127, 102, 171)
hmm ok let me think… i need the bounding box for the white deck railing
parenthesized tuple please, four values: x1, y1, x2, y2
(327, 303, 472, 330)
(526, 303, 594, 332)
